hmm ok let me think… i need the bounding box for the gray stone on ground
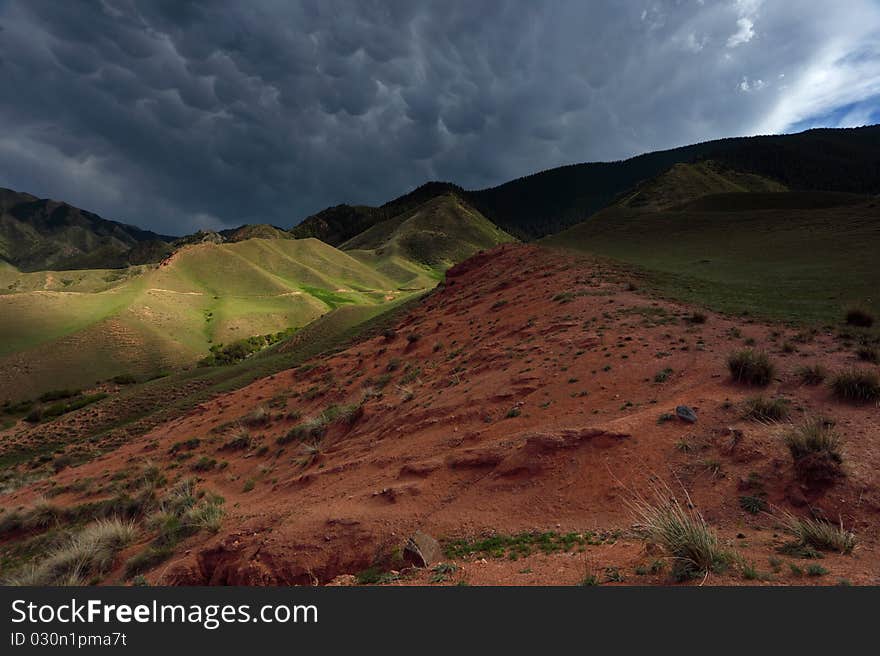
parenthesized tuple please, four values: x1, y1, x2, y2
(675, 405, 698, 423)
(403, 531, 444, 567)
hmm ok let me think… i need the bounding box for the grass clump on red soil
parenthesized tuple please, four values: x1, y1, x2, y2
(738, 495, 768, 515)
(627, 482, 732, 582)
(829, 369, 880, 403)
(221, 428, 251, 451)
(776, 509, 855, 555)
(123, 478, 225, 580)
(4, 518, 137, 585)
(276, 402, 363, 446)
(784, 418, 843, 486)
(241, 406, 271, 428)
(795, 364, 826, 385)
(727, 349, 775, 386)
(653, 367, 673, 383)
(741, 396, 790, 422)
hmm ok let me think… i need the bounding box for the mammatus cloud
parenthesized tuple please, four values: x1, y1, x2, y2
(727, 17, 755, 47)
(0, 0, 878, 234)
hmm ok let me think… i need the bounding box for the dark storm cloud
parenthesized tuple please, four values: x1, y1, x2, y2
(0, 0, 878, 234)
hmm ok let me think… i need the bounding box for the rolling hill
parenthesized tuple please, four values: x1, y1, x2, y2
(612, 160, 787, 211)
(0, 187, 173, 271)
(341, 194, 515, 287)
(543, 189, 880, 323)
(0, 194, 514, 401)
(0, 238, 409, 401)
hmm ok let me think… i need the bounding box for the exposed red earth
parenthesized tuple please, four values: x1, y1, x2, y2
(4, 244, 878, 585)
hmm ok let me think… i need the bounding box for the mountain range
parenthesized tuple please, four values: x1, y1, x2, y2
(1, 124, 878, 401)
(5, 124, 879, 274)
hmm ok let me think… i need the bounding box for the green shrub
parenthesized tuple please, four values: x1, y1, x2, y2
(727, 350, 775, 386)
(123, 546, 175, 580)
(199, 329, 294, 366)
(190, 457, 216, 472)
(24, 393, 107, 423)
(738, 496, 767, 514)
(0, 510, 24, 536)
(654, 368, 673, 383)
(38, 389, 80, 403)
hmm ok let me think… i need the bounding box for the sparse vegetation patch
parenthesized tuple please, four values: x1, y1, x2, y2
(830, 369, 880, 403)
(727, 350, 774, 386)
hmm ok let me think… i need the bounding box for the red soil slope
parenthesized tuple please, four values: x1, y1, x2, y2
(5, 244, 879, 585)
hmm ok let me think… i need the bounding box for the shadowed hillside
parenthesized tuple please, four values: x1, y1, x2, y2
(544, 191, 880, 323)
(294, 125, 880, 241)
(0, 187, 173, 271)
(614, 160, 787, 211)
(468, 125, 880, 237)
(290, 182, 462, 246)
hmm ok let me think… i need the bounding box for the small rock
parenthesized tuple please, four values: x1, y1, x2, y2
(675, 405, 698, 423)
(403, 531, 444, 567)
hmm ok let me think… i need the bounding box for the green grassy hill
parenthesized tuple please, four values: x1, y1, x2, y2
(0, 191, 514, 402)
(0, 238, 410, 402)
(290, 182, 462, 246)
(614, 160, 787, 211)
(220, 224, 292, 242)
(341, 194, 516, 287)
(544, 191, 880, 323)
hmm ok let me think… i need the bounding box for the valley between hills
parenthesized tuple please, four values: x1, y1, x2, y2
(1, 125, 879, 586)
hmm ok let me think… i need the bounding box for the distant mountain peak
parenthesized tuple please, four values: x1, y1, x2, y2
(0, 186, 174, 271)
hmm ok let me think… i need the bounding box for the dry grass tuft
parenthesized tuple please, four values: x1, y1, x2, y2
(627, 479, 732, 581)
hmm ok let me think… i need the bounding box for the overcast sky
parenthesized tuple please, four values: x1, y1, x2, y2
(1, 0, 879, 235)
